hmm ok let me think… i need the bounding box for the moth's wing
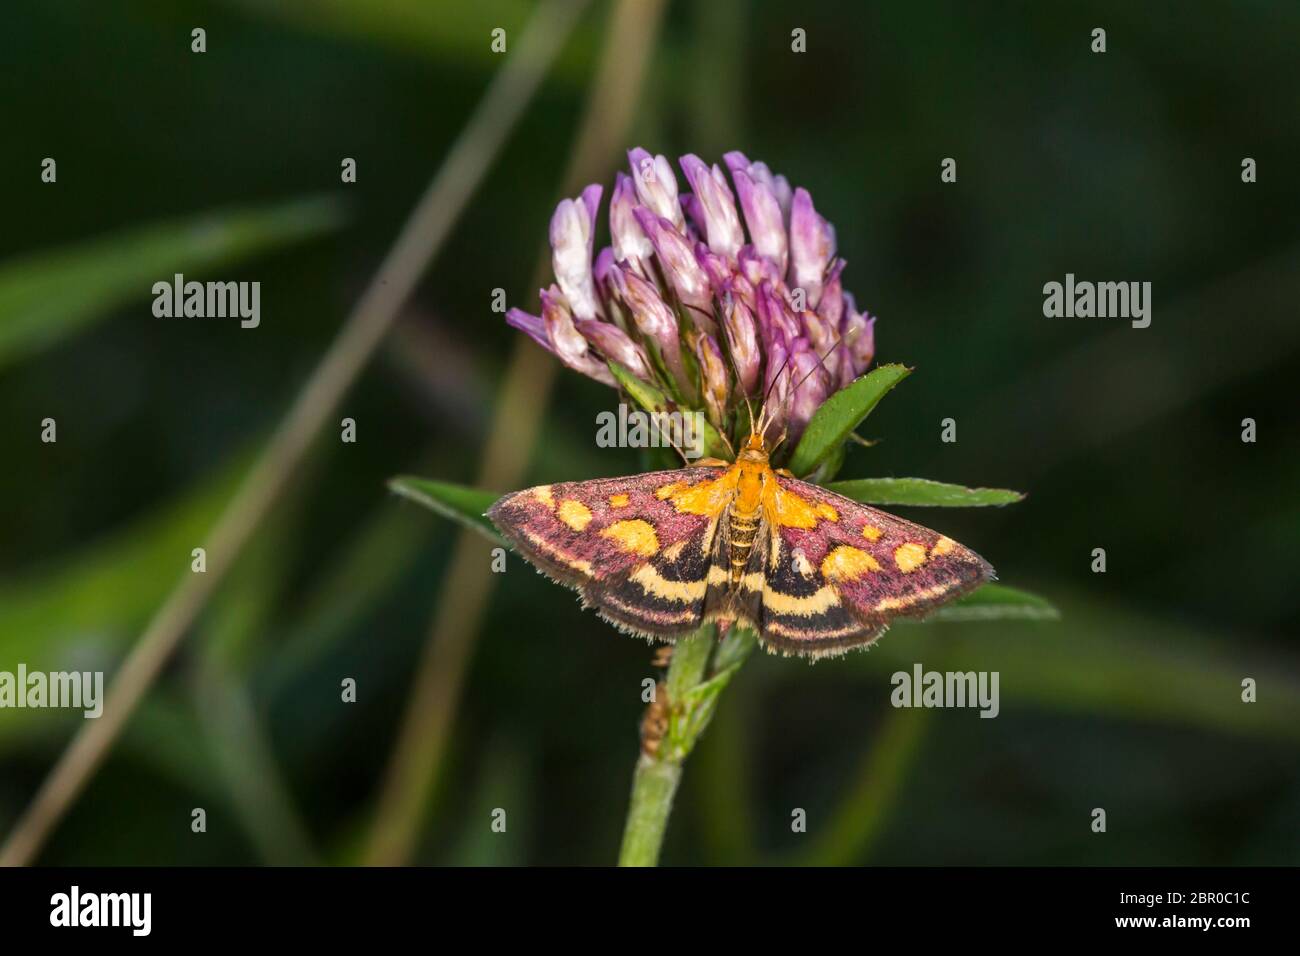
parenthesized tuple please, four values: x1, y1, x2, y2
(700, 506, 876, 652)
(750, 518, 886, 657)
(755, 474, 995, 658)
(488, 467, 731, 642)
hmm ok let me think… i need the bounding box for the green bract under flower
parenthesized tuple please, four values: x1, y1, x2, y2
(507, 148, 877, 457)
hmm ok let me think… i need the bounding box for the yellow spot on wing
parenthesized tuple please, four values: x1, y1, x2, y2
(930, 536, 955, 557)
(861, 524, 883, 541)
(706, 565, 763, 590)
(894, 542, 927, 573)
(557, 499, 592, 531)
(603, 592, 698, 625)
(534, 485, 555, 509)
(654, 482, 682, 500)
(764, 617, 865, 641)
(522, 530, 592, 575)
(669, 471, 739, 516)
(601, 519, 660, 556)
(630, 564, 705, 602)
(764, 585, 840, 615)
(815, 502, 839, 522)
(876, 580, 957, 612)
(821, 545, 882, 582)
(767, 483, 821, 528)
(662, 541, 686, 562)
(609, 493, 630, 508)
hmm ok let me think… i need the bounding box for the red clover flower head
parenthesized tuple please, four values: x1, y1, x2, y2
(505, 148, 877, 448)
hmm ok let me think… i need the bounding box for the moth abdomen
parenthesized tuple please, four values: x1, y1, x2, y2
(726, 506, 762, 585)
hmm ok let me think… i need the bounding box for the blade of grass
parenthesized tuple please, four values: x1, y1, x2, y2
(827, 477, 1025, 507)
(691, 664, 758, 865)
(0, 197, 343, 369)
(191, 495, 320, 865)
(237, 0, 597, 82)
(194, 669, 320, 865)
(262, 495, 432, 694)
(930, 583, 1060, 622)
(388, 477, 502, 546)
(778, 589, 1300, 742)
(794, 708, 933, 866)
(0, 453, 250, 751)
(444, 738, 532, 865)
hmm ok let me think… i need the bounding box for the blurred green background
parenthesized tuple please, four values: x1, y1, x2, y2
(2, 0, 1297, 866)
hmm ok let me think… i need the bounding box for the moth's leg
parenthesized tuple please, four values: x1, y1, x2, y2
(694, 457, 731, 468)
(774, 468, 796, 478)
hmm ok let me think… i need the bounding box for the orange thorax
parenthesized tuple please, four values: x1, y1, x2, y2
(731, 437, 771, 517)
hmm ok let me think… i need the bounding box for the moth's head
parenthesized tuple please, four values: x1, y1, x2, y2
(738, 431, 770, 465)
(736, 395, 784, 469)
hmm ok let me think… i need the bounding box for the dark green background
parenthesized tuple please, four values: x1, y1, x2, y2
(1, 0, 1296, 865)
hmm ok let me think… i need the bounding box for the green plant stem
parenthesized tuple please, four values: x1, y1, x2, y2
(618, 757, 683, 867)
(666, 625, 715, 701)
(618, 627, 751, 866)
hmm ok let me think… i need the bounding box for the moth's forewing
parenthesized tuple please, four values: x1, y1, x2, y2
(755, 473, 994, 657)
(488, 467, 728, 641)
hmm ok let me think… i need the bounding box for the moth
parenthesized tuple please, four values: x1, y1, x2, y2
(489, 420, 995, 659)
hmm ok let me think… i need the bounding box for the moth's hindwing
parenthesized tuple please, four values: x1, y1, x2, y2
(488, 467, 730, 641)
(753, 520, 885, 655)
(756, 473, 994, 657)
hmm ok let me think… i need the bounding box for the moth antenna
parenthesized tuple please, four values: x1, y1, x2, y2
(715, 425, 736, 459)
(758, 346, 795, 413)
(759, 304, 861, 432)
(714, 295, 746, 379)
(647, 408, 692, 466)
(763, 341, 823, 445)
(770, 322, 867, 434)
(615, 378, 692, 466)
(755, 395, 776, 446)
(756, 341, 799, 444)
(788, 326, 854, 399)
(714, 317, 747, 458)
(742, 393, 756, 439)
(659, 406, 729, 465)
(662, 434, 691, 466)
